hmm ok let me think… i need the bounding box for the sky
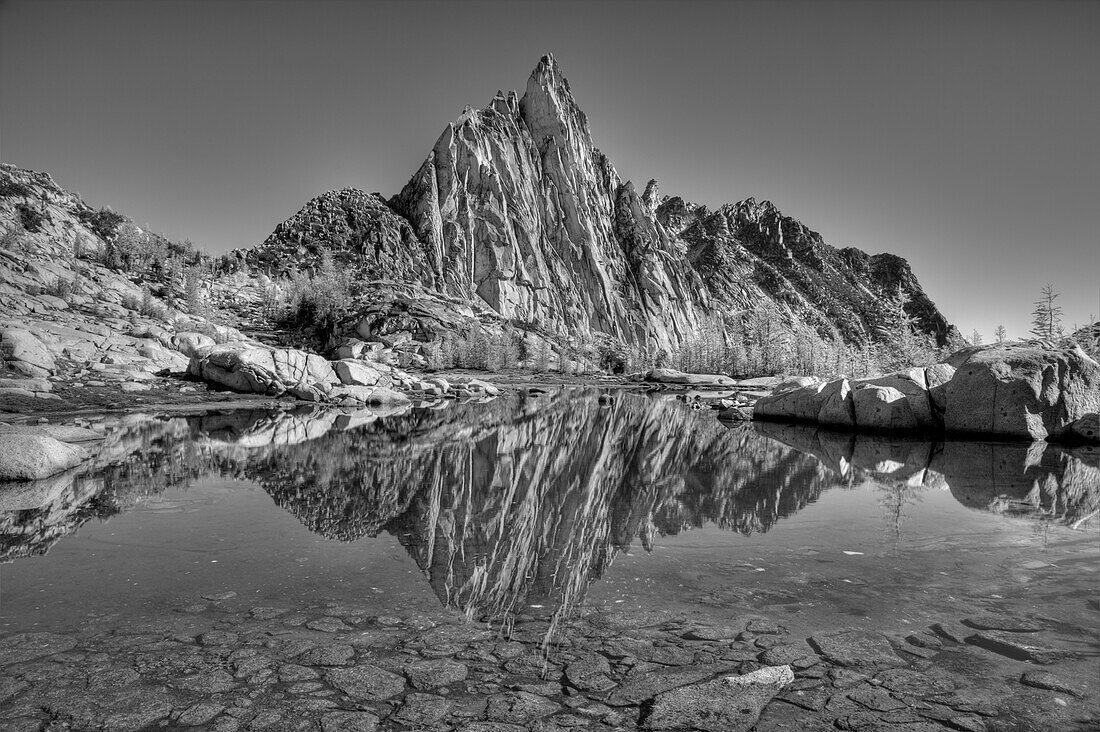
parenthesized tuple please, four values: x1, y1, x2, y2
(2, 0, 1097, 341)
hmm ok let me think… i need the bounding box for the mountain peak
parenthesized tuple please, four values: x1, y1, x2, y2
(530, 52, 561, 80)
(382, 55, 956, 351)
(519, 54, 593, 157)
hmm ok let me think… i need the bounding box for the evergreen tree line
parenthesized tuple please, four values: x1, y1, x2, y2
(664, 288, 946, 379)
(662, 283, 1097, 379)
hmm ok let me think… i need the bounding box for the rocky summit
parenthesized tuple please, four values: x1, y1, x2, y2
(239, 54, 954, 354)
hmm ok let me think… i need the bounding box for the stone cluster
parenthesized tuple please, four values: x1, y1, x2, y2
(754, 341, 1100, 442)
(186, 339, 501, 407)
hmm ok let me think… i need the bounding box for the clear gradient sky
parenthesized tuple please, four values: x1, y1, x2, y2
(2, 0, 1097, 341)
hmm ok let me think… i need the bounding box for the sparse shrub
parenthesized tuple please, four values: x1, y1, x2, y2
(16, 202, 47, 233)
(183, 265, 205, 315)
(72, 233, 96, 260)
(0, 178, 32, 198)
(596, 338, 628, 374)
(122, 285, 168, 320)
(42, 275, 77, 299)
(487, 330, 521, 371)
(440, 338, 457, 369)
(76, 207, 125, 241)
(460, 330, 491, 370)
(422, 341, 444, 370)
(271, 251, 353, 349)
(1, 220, 26, 252)
(106, 222, 170, 276)
(534, 338, 552, 372)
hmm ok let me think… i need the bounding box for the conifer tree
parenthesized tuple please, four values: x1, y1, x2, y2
(994, 324, 1007, 343)
(876, 287, 930, 369)
(1030, 284, 1064, 340)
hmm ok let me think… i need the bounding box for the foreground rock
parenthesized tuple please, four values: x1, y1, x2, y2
(754, 342, 1100, 442)
(644, 665, 794, 731)
(2, 601, 1090, 732)
(0, 433, 88, 480)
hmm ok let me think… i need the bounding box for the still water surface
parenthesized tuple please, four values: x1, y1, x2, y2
(2, 389, 1097, 641)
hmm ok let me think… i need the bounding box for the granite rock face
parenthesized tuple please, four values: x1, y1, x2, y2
(243, 54, 954, 354)
(389, 55, 710, 352)
(1, 328, 56, 377)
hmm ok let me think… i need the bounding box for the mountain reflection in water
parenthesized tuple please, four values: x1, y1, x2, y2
(2, 389, 1097, 624)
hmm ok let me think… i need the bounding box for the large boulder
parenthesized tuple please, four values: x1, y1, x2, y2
(163, 332, 216, 358)
(816, 378, 856, 427)
(755, 371, 937, 433)
(943, 342, 1100, 440)
(333, 359, 386, 387)
(1063, 413, 1099, 444)
(1, 328, 56, 377)
(0, 434, 89, 481)
(753, 381, 826, 421)
(188, 343, 339, 399)
(851, 367, 936, 430)
(852, 384, 922, 432)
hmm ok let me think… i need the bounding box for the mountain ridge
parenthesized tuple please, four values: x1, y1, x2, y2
(242, 53, 956, 354)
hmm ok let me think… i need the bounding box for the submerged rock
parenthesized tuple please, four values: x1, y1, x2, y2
(326, 664, 406, 700)
(643, 665, 794, 732)
(808, 630, 906, 668)
(485, 691, 560, 724)
(0, 631, 77, 664)
(965, 631, 1070, 664)
(607, 663, 737, 706)
(320, 711, 380, 732)
(1019, 671, 1081, 696)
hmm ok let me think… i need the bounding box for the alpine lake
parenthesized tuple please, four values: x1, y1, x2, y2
(1, 388, 1097, 731)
